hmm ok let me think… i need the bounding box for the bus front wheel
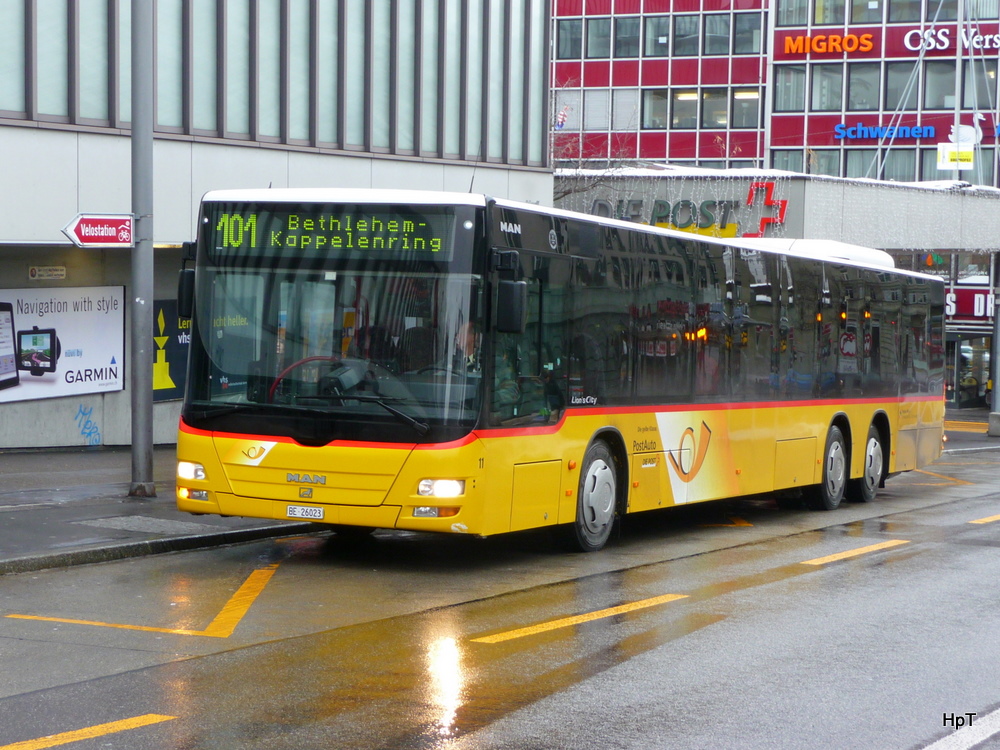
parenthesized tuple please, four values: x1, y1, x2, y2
(566, 441, 618, 552)
(806, 425, 847, 511)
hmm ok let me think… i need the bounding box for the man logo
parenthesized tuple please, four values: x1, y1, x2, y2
(668, 422, 712, 483)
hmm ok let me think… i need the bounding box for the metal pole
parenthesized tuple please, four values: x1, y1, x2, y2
(129, 0, 156, 497)
(952, 0, 965, 181)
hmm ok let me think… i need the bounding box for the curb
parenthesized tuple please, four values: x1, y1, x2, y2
(0, 522, 315, 576)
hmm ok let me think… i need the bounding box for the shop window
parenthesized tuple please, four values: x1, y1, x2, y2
(702, 89, 728, 128)
(811, 64, 843, 111)
(814, 0, 846, 24)
(556, 19, 583, 60)
(733, 13, 762, 54)
(772, 149, 804, 171)
(777, 0, 810, 25)
(924, 60, 956, 109)
(614, 17, 640, 58)
(586, 18, 611, 58)
(934, 0, 958, 20)
(644, 16, 671, 57)
(809, 150, 841, 176)
(672, 90, 699, 128)
(885, 62, 919, 111)
(731, 89, 760, 127)
(642, 89, 669, 129)
(775, 65, 806, 112)
(847, 63, 880, 111)
(969, 0, 1000, 18)
(846, 149, 878, 178)
(883, 149, 916, 181)
(674, 16, 699, 56)
(703, 15, 730, 56)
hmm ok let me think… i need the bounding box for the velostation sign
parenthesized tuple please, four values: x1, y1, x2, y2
(62, 214, 135, 248)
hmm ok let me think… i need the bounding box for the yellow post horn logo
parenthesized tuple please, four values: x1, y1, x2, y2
(668, 422, 712, 483)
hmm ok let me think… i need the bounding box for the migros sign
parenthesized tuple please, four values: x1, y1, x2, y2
(783, 33, 875, 54)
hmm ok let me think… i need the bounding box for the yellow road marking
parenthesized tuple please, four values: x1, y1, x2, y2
(5, 565, 277, 638)
(969, 514, 1000, 525)
(470, 593, 688, 644)
(913, 468, 974, 485)
(944, 421, 988, 433)
(0, 714, 175, 750)
(801, 539, 910, 566)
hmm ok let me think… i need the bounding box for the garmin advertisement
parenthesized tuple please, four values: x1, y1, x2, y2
(0, 286, 125, 403)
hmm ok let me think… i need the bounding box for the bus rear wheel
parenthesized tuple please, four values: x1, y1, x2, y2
(806, 425, 847, 511)
(567, 441, 618, 552)
(847, 424, 883, 503)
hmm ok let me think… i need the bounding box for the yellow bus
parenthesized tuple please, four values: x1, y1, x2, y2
(176, 189, 945, 551)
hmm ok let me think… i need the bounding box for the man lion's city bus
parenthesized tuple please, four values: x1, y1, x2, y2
(175, 189, 945, 552)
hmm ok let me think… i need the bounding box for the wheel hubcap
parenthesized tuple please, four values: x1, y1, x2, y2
(826, 441, 846, 498)
(581, 460, 615, 534)
(863, 437, 882, 492)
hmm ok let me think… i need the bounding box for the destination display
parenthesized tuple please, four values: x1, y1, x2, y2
(205, 203, 457, 263)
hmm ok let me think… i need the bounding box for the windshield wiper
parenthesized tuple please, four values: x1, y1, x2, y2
(321, 394, 430, 436)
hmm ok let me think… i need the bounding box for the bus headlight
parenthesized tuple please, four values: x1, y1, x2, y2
(417, 479, 465, 498)
(177, 461, 206, 480)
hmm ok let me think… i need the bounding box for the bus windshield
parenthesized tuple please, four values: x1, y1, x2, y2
(183, 201, 485, 444)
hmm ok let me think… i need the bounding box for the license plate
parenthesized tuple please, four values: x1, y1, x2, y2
(286, 504, 325, 520)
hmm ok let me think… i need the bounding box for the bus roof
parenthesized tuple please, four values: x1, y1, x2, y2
(201, 187, 489, 207)
(199, 188, 934, 281)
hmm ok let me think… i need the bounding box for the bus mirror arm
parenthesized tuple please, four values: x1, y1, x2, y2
(496, 280, 527, 334)
(177, 268, 195, 319)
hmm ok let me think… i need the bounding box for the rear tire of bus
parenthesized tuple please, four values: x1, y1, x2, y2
(566, 441, 618, 552)
(806, 425, 847, 511)
(847, 423, 883, 503)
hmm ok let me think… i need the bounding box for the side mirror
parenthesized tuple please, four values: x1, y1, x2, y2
(496, 280, 527, 333)
(177, 268, 195, 319)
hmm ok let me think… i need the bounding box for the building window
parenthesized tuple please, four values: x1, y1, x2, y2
(772, 149, 804, 171)
(775, 66, 807, 111)
(846, 149, 878, 178)
(886, 62, 919, 110)
(812, 64, 843, 111)
(814, 0, 846, 24)
(847, 63, 880, 111)
(642, 90, 669, 129)
(920, 148, 939, 181)
(964, 59, 998, 109)
(583, 90, 610, 130)
(613, 89, 640, 129)
(733, 14, 762, 54)
(934, 0, 958, 20)
(883, 149, 916, 181)
(851, 0, 883, 22)
(887, 0, 920, 21)
(0, 1, 25, 113)
(615, 17, 640, 57)
(809, 150, 841, 176)
(644, 16, 671, 57)
(674, 16, 699, 56)
(703, 15, 730, 56)
(924, 60, 956, 109)
(777, 0, 810, 25)
(672, 90, 699, 128)
(586, 18, 611, 58)
(557, 19, 583, 59)
(702, 89, 728, 127)
(970, 0, 1000, 18)
(732, 89, 761, 127)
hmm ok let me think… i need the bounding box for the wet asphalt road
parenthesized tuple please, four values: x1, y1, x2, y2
(1, 447, 999, 749)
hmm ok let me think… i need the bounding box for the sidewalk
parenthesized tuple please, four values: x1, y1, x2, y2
(0, 418, 997, 576)
(0, 446, 311, 575)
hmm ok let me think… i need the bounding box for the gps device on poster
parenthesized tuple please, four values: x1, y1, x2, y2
(0, 303, 18, 389)
(17, 327, 57, 375)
